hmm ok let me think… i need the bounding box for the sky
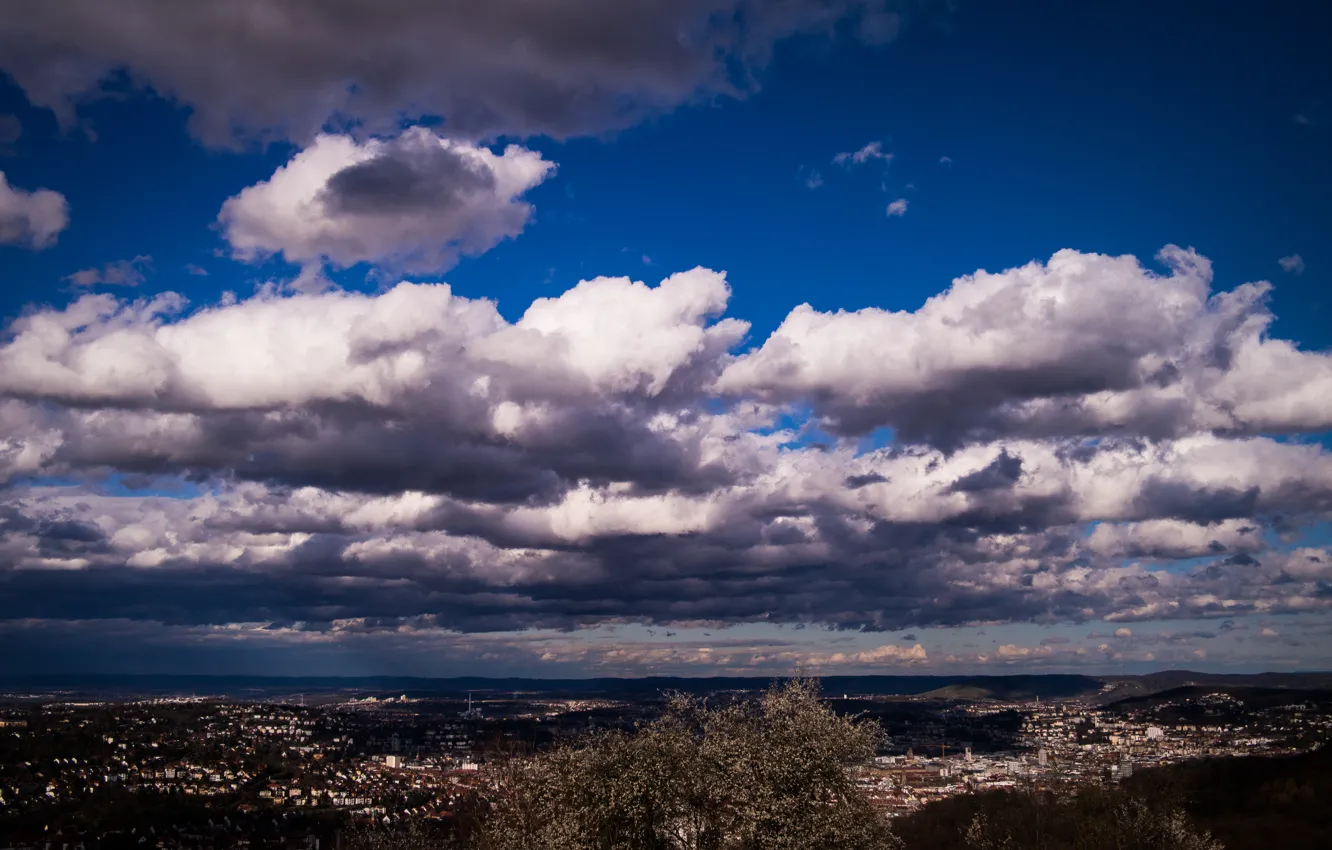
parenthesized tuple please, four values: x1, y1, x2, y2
(1, 0, 1330, 679)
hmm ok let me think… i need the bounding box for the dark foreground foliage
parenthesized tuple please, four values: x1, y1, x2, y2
(474, 678, 898, 850)
(1126, 745, 1332, 850)
(896, 745, 1332, 850)
(894, 786, 1221, 850)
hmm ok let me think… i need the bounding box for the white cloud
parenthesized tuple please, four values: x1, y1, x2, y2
(1114, 627, 1133, 638)
(886, 198, 908, 216)
(1000, 644, 1051, 658)
(834, 140, 892, 166)
(1277, 253, 1305, 275)
(0, 267, 742, 412)
(0, 170, 68, 249)
(808, 643, 928, 666)
(218, 128, 554, 273)
(939, 155, 953, 166)
(489, 267, 747, 397)
(718, 246, 1332, 442)
(1085, 518, 1263, 559)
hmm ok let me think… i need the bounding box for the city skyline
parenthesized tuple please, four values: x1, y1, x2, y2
(1, 0, 1331, 677)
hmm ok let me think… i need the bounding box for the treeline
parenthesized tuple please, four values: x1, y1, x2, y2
(1126, 744, 1331, 849)
(897, 786, 1221, 850)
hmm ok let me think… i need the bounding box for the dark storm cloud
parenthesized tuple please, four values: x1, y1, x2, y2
(832, 358, 1147, 446)
(218, 129, 554, 274)
(33, 517, 108, 556)
(4, 469, 1328, 637)
(320, 135, 497, 216)
(948, 449, 1022, 493)
(44, 403, 735, 505)
(0, 0, 908, 146)
(844, 472, 888, 488)
(0, 504, 109, 558)
(1134, 480, 1261, 523)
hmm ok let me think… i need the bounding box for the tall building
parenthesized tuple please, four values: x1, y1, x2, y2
(459, 692, 483, 720)
(1117, 753, 1134, 780)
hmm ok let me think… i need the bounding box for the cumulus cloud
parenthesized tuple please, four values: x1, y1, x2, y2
(219, 129, 554, 273)
(802, 643, 928, 666)
(3, 247, 1332, 660)
(1277, 254, 1305, 275)
(886, 198, 908, 216)
(0, 0, 904, 146)
(994, 644, 1054, 660)
(0, 267, 742, 412)
(0, 267, 749, 504)
(1085, 518, 1264, 559)
(718, 246, 1332, 444)
(0, 171, 68, 249)
(65, 254, 152, 287)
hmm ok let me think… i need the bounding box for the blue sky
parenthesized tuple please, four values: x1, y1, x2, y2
(5, 1, 1327, 341)
(1, 0, 1330, 677)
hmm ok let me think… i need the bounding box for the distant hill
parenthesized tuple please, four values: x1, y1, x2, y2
(2, 673, 1097, 701)
(919, 685, 995, 700)
(2, 671, 1329, 703)
(1095, 671, 1332, 705)
(917, 675, 1102, 701)
(1105, 684, 1332, 712)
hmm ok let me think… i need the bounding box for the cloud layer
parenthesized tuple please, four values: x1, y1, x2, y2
(2, 246, 1331, 665)
(0, 0, 904, 146)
